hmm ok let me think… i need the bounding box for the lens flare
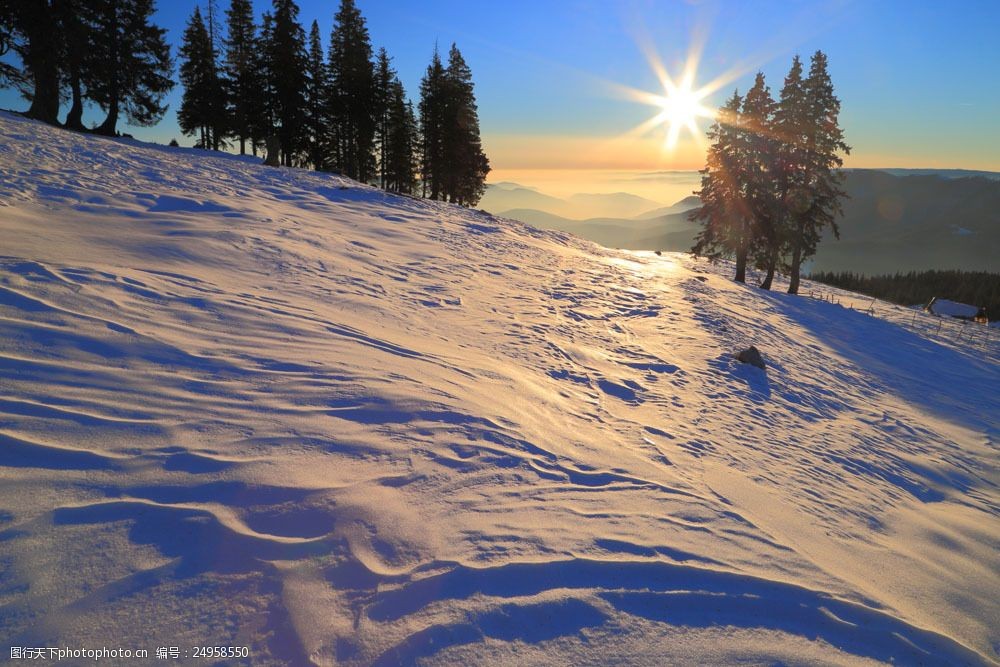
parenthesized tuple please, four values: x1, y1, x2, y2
(613, 50, 717, 153)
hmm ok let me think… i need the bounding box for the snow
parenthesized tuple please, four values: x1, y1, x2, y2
(0, 111, 997, 666)
(926, 297, 981, 320)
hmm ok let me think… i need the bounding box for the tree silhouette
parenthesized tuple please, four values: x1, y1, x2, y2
(442, 44, 490, 206)
(179, 6, 225, 149)
(326, 0, 376, 180)
(264, 0, 307, 166)
(86, 0, 173, 137)
(786, 50, 850, 294)
(224, 0, 262, 155)
(691, 91, 752, 282)
(419, 46, 446, 199)
(741, 72, 780, 289)
(303, 19, 326, 170)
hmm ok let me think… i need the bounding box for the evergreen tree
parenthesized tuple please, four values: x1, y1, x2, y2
(441, 43, 489, 206)
(202, 0, 228, 150)
(740, 72, 781, 289)
(785, 50, 850, 294)
(690, 91, 752, 282)
(253, 11, 276, 156)
(265, 0, 307, 166)
(55, 0, 90, 131)
(0, 3, 17, 87)
(384, 79, 418, 194)
(374, 47, 393, 188)
(178, 6, 216, 148)
(418, 46, 446, 199)
(303, 20, 326, 170)
(224, 0, 259, 155)
(770, 55, 810, 291)
(2, 1, 62, 124)
(326, 0, 376, 180)
(85, 0, 173, 136)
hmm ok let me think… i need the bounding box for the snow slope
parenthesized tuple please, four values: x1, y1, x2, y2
(1, 112, 997, 666)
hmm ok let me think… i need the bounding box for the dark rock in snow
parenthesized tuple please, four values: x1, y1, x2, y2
(736, 346, 766, 370)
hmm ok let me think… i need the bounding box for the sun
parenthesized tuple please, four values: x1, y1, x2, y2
(608, 36, 732, 154)
(623, 65, 716, 152)
(654, 75, 716, 150)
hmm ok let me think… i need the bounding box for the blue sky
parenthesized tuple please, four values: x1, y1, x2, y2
(2, 0, 998, 173)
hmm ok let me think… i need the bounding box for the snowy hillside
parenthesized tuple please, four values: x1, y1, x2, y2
(1, 111, 997, 666)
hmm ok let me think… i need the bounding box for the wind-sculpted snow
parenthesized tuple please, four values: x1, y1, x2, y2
(0, 112, 997, 666)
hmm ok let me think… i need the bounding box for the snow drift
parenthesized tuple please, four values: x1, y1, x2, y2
(0, 112, 997, 666)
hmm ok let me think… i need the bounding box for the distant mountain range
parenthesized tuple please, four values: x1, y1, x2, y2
(846, 167, 1000, 181)
(811, 170, 1000, 273)
(480, 183, 664, 220)
(485, 170, 1000, 274)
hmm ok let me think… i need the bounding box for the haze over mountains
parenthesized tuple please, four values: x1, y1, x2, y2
(480, 183, 664, 220)
(482, 170, 1000, 275)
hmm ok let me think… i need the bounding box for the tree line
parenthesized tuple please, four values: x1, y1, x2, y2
(0, 0, 490, 206)
(690, 51, 850, 294)
(808, 270, 1000, 322)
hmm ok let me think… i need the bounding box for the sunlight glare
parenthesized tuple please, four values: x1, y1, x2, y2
(613, 32, 722, 153)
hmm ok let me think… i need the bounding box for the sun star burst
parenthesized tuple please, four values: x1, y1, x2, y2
(606, 31, 750, 155)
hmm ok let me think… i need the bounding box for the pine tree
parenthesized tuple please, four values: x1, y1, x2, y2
(740, 72, 781, 289)
(178, 6, 215, 148)
(0, 3, 17, 87)
(56, 0, 90, 131)
(785, 50, 850, 294)
(418, 46, 446, 199)
(690, 91, 753, 282)
(303, 20, 326, 170)
(326, 0, 376, 180)
(374, 47, 393, 188)
(442, 44, 490, 206)
(203, 0, 228, 150)
(85, 0, 173, 137)
(384, 80, 418, 194)
(254, 12, 276, 156)
(3, 1, 62, 124)
(767, 56, 809, 291)
(265, 0, 307, 166)
(224, 0, 258, 155)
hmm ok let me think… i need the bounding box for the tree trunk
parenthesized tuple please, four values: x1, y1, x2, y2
(734, 245, 748, 283)
(64, 69, 85, 130)
(787, 242, 802, 294)
(95, 6, 120, 137)
(95, 98, 119, 136)
(240, 136, 246, 155)
(26, 56, 60, 124)
(760, 252, 776, 290)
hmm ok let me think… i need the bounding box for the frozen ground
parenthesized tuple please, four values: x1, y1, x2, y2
(0, 111, 997, 666)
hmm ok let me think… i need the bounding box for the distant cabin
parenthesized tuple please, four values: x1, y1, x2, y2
(925, 297, 988, 323)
